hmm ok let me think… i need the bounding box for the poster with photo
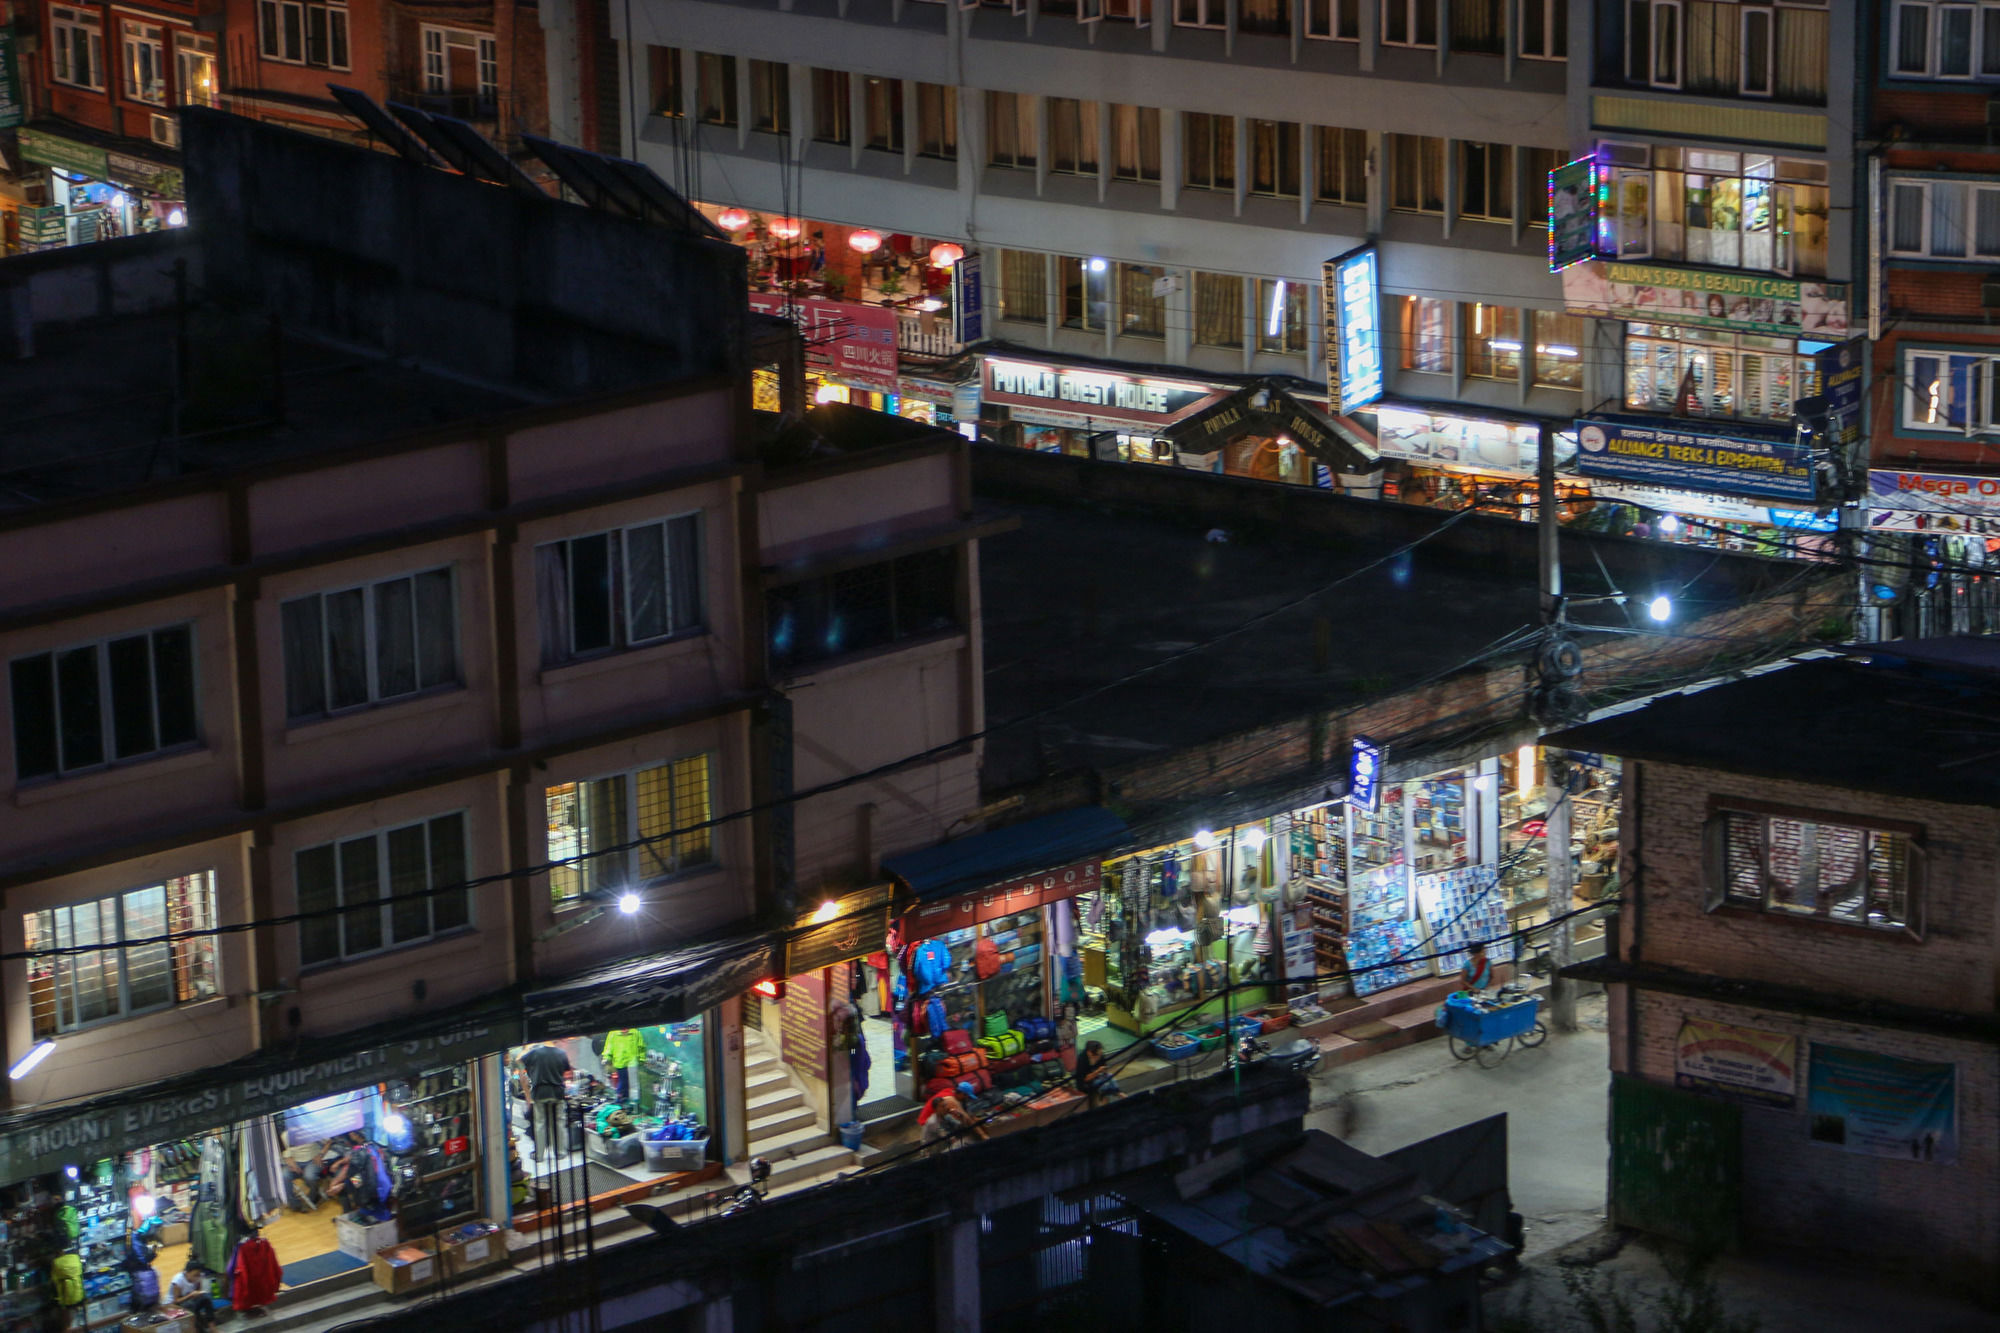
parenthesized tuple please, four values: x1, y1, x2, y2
(1415, 865, 1512, 976)
(1807, 1044, 1956, 1163)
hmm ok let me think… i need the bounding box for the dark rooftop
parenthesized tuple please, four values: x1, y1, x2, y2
(1546, 639, 2000, 807)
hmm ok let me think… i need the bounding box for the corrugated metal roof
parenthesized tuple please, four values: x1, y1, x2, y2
(881, 806, 1130, 901)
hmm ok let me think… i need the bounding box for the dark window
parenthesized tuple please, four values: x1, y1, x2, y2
(1705, 806, 1922, 936)
(863, 76, 903, 151)
(696, 52, 737, 127)
(538, 516, 704, 667)
(11, 626, 199, 781)
(297, 813, 470, 967)
(917, 82, 957, 159)
(281, 569, 457, 720)
(750, 59, 789, 132)
(649, 45, 683, 116)
(767, 547, 959, 671)
(813, 69, 850, 144)
(1185, 113, 1235, 191)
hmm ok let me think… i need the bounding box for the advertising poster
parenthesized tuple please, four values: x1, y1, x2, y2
(1807, 1044, 1956, 1163)
(1547, 157, 1598, 272)
(1867, 469, 2000, 534)
(1816, 338, 1864, 449)
(1576, 416, 1816, 501)
(747, 293, 899, 391)
(1675, 1018, 1797, 1107)
(1332, 247, 1384, 414)
(1562, 261, 1849, 338)
(1416, 866, 1514, 974)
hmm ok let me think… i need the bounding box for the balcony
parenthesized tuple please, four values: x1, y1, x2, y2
(896, 309, 963, 361)
(387, 85, 505, 129)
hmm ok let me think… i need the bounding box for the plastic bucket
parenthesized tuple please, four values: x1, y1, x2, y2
(838, 1120, 865, 1151)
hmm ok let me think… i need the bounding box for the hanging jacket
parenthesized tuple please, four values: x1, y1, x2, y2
(602, 1029, 645, 1070)
(973, 936, 1000, 980)
(51, 1254, 82, 1306)
(230, 1237, 282, 1310)
(911, 940, 952, 994)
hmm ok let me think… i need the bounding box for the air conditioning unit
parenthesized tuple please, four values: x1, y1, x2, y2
(1982, 276, 2000, 309)
(1152, 273, 1183, 297)
(151, 113, 180, 148)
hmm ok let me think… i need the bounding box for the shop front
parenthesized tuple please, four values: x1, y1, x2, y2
(1162, 380, 1380, 486)
(1341, 402, 1567, 513)
(1861, 467, 2000, 638)
(978, 355, 1224, 461)
(16, 128, 185, 252)
(1571, 413, 1827, 554)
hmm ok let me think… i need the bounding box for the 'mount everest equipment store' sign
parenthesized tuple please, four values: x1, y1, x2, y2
(1576, 416, 1816, 502)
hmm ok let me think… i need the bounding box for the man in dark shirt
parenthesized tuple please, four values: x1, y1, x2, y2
(517, 1042, 572, 1165)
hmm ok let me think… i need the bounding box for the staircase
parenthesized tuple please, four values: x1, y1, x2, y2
(742, 1028, 855, 1188)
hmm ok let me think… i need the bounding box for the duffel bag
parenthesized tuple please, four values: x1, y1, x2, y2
(983, 1011, 1011, 1038)
(937, 1051, 987, 1079)
(941, 1028, 977, 1055)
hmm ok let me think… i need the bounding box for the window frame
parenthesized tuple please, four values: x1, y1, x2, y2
(1382, 0, 1440, 47)
(1892, 0, 1998, 77)
(1519, 0, 1567, 58)
(916, 82, 958, 159)
(812, 68, 850, 144)
(1887, 177, 2000, 259)
(1247, 119, 1301, 199)
(696, 51, 738, 127)
(1458, 141, 1515, 223)
(1183, 112, 1237, 192)
(764, 545, 962, 672)
(11, 625, 200, 783)
(1306, 0, 1363, 37)
(1315, 126, 1368, 205)
(1048, 97, 1101, 177)
(1110, 104, 1161, 182)
(862, 75, 903, 152)
(280, 566, 460, 722)
(122, 20, 166, 106)
(1465, 303, 1523, 380)
(1175, 0, 1227, 28)
(295, 812, 472, 968)
(1624, 322, 1820, 422)
(538, 513, 705, 667)
(1900, 345, 2000, 433)
(25, 872, 220, 1037)
(1255, 278, 1310, 354)
(258, 0, 346, 68)
(987, 90, 1037, 169)
(175, 33, 218, 108)
(1702, 799, 1926, 940)
(51, 6, 106, 90)
(546, 755, 719, 908)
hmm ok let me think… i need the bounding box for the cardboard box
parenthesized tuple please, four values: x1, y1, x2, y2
(371, 1239, 439, 1296)
(336, 1214, 399, 1260)
(155, 1221, 189, 1246)
(123, 1311, 195, 1333)
(439, 1224, 509, 1278)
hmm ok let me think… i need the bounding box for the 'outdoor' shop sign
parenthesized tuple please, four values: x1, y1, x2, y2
(1575, 416, 1816, 501)
(0, 1019, 508, 1181)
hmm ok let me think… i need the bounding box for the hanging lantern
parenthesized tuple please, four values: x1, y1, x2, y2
(848, 229, 884, 254)
(769, 217, 803, 240)
(716, 206, 751, 231)
(928, 242, 965, 268)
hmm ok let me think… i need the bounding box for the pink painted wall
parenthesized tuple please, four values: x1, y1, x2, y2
(0, 493, 230, 609)
(507, 391, 736, 502)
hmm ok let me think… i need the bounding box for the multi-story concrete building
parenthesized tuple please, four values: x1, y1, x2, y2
(1556, 639, 2000, 1301)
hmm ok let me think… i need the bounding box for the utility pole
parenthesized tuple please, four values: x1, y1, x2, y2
(1536, 423, 1578, 1034)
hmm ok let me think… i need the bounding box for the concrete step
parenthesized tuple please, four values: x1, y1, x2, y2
(748, 1084, 804, 1117)
(749, 1141, 855, 1191)
(747, 1066, 791, 1098)
(747, 1123, 831, 1160)
(748, 1101, 817, 1140)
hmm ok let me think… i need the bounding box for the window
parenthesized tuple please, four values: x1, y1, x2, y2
(1315, 126, 1368, 205)
(1257, 279, 1310, 354)
(1525, 147, 1561, 227)
(1060, 256, 1111, 330)
(1705, 805, 1921, 935)
(1194, 272, 1243, 348)
(650, 46, 683, 117)
(1249, 120, 1301, 198)
(295, 815, 469, 966)
(281, 569, 457, 720)
(1740, 5, 1774, 95)
(750, 60, 789, 133)
(1307, 0, 1362, 37)
(1119, 263, 1167, 337)
(1000, 249, 1048, 322)
(12, 626, 197, 782)
(420, 28, 495, 106)
(1901, 347, 2000, 431)
(1631, 0, 1824, 97)
(1177, 0, 1226, 27)
(1450, 0, 1503, 53)
(1466, 304, 1522, 379)
(1533, 311, 1584, 388)
(1626, 147, 1829, 276)
(766, 547, 958, 671)
(25, 873, 218, 1037)
(917, 83, 957, 159)
(1383, 0, 1439, 46)
(863, 76, 903, 151)
(123, 22, 165, 105)
(1889, 178, 2000, 259)
(1400, 296, 1451, 371)
(1520, 0, 1567, 57)
(988, 91, 1036, 169)
(1390, 135, 1445, 213)
(1185, 113, 1236, 191)
(1049, 99, 1100, 176)
(548, 756, 716, 905)
(537, 515, 704, 666)
(1626, 0, 1680, 85)
(51, 8, 104, 89)
(1111, 105, 1161, 182)
(1894, 0, 2000, 77)
(1241, 0, 1291, 35)
(175, 34, 218, 107)
(812, 69, 850, 143)
(1459, 142, 1514, 221)
(258, 0, 347, 68)
(1625, 323, 1820, 421)
(696, 52, 737, 127)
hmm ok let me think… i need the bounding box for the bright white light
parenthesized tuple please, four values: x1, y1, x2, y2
(1192, 829, 1217, 851)
(1517, 745, 1538, 790)
(1472, 774, 1494, 793)
(812, 900, 840, 924)
(813, 383, 843, 404)
(1658, 514, 1680, 533)
(132, 1194, 157, 1218)
(382, 1113, 410, 1138)
(1647, 595, 1673, 622)
(166, 208, 186, 228)
(1239, 827, 1268, 853)
(617, 892, 642, 916)
(9, 1040, 54, 1081)
(1145, 928, 1191, 947)
(1087, 257, 1108, 273)
(1541, 344, 1578, 358)
(1223, 905, 1261, 924)
(64, 1165, 78, 1180)
(1267, 280, 1288, 337)
(916, 298, 944, 311)
(1490, 340, 1524, 352)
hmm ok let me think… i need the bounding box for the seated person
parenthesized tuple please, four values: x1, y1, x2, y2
(168, 1261, 217, 1333)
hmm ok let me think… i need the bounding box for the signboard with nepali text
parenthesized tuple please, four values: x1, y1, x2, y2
(748, 293, 899, 391)
(1675, 1017, 1797, 1108)
(1808, 1044, 1956, 1164)
(1576, 416, 1816, 501)
(1562, 261, 1848, 338)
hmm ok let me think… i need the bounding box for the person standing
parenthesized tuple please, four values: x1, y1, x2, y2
(517, 1041, 573, 1164)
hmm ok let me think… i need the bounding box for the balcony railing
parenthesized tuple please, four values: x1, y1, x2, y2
(897, 310, 963, 360)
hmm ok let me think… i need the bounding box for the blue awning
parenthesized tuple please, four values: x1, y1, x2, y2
(881, 806, 1130, 902)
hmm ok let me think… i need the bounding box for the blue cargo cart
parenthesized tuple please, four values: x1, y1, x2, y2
(1437, 990, 1547, 1067)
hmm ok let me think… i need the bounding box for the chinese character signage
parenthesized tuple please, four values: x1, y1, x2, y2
(953, 252, 984, 345)
(1562, 261, 1848, 338)
(748, 293, 899, 391)
(1576, 416, 1816, 501)
(1547, 157, 1598, 272)
(1331, 247, 1384, 415)
(1348, 735, 1385, 811)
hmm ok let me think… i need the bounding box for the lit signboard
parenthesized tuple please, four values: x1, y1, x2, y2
(1332, 247, 1384, 415)
(1547, 156, 1598, 272)
(1349, 735, 1385, 811)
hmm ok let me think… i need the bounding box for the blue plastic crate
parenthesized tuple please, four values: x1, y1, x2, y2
(1442, 993, 1541, 1046)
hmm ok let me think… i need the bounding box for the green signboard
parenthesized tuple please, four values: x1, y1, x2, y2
(0, 32, 23, 130)
(19, 128, 110, 181)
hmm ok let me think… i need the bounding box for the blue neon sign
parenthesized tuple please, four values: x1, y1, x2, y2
(1333, 247, 1384, 416)
(1349, 735, 1386, 811)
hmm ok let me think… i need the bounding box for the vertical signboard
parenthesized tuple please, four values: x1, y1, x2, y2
(1332, 247, 1384, 415)
(0, 32, 23, 130)
(1348, 735, 1385, 811)
(1547, 156, 1598, 272)
(953, 252, 984, 345)
(1320, 258, 1341, 398)
(1815, 337, 1863, 452)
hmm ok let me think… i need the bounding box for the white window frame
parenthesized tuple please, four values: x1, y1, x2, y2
(51, 7, 105, 91)
(175, 33, 218, 108)
(1740, 5, 1775, 95)
(1704, 805, 1925, 939)
(122, 20, 166, 106)
(1307, 0, 1362, 35)
(259, 0, 347, 68)
(25, 873, 220, 1035)
(1519, 0, 1565, 57)
(280, 566, 460, 720)
(538, 514, 705, 665)
(546, 754, 719, 907)
(421, 26, 446, 92)
(10, 625, 200, 781)
(1175, 0, 1227, 27)
(1382, 0, 1438, 46)
(1893, 0, 2000, 77)
(1901, 347, 2000, 433)
(1888, 178, 2000, 258)
(294, 813, 472, 968)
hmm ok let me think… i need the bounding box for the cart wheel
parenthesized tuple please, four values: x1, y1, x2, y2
(1447, 1034, 1478, 1062)
(1474, 1037, 1512, 1068)
(1518, 1021, 1549, 1049)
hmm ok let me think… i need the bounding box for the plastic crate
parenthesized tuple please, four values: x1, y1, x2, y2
(1152, 1038, 1203, 1062)
(642, 1136, 710, 1174)
(1259, 1013, 1293, 1034)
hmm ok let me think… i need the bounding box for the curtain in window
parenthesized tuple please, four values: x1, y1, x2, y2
(584, 775, 629, 894)
(1978, 189, 2000, 255)
(1241, 0, 1289, 33)
(1194, 273, 1243, 347)
(1773, 8, 1826, 101)
(1931, 181, 1969, 257)
(374, 577, 416, 699)
(1449, 0, 1502, 52)
(1119, 265, 1166, 336)
(627, 523, 667, 642)
(536, 544, 572, 667)
(670, 755, 715, 867)
(1681, 2, 1737, 94)
(414, 568, 456, 688)
(1001, 250, 1047, 321)
(325, 588, 368, 709)
(1112, 106, 1160, 181)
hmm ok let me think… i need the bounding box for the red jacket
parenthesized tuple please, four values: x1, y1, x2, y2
(230, 1237, 282, 1309)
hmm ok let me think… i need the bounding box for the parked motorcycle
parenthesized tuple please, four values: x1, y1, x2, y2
(719, 1157, 773, 1215)
(1237, 1034, 1323, 1078)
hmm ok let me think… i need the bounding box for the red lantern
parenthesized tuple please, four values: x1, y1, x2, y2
(770, 217, 803, 240)
(848, 229, 884, 254)
(928, 242, 965, 268)
(716, 206, 751, 231)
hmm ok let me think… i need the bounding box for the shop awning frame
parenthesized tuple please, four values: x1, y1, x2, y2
(521, 927, 782, 1039)
(1165, 380, 1381, 475)
(881, 805, 1130, 903)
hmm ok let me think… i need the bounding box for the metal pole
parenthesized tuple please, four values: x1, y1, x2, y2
(1536, 422, 1561, 623)
(1538, 423, 1578, 1034)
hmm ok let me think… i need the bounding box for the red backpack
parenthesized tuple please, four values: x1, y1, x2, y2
(974, 937, 1000, 980)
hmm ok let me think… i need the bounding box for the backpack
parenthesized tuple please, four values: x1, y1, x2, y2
(924, 996, 947, 1039)
(974, 936, 1000, 980)
(940, 1029, 976, 1055)
(131, 1269, 160, 1309)
(911, 941, 952, 994)
(52, 1254, 81, 1307)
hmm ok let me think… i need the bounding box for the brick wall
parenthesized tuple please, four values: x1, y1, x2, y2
(1630, 760, 2000, 1013)
(1887, 269, 1995, 322)
(1876, 89, 1996, 137)
(1625, 990, 2000, 1298)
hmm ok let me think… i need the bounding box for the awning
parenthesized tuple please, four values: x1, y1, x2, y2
(882, 806, 1129, 903)
(1165, 380, 1380, 474)
(522, 927, 781, 1040)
